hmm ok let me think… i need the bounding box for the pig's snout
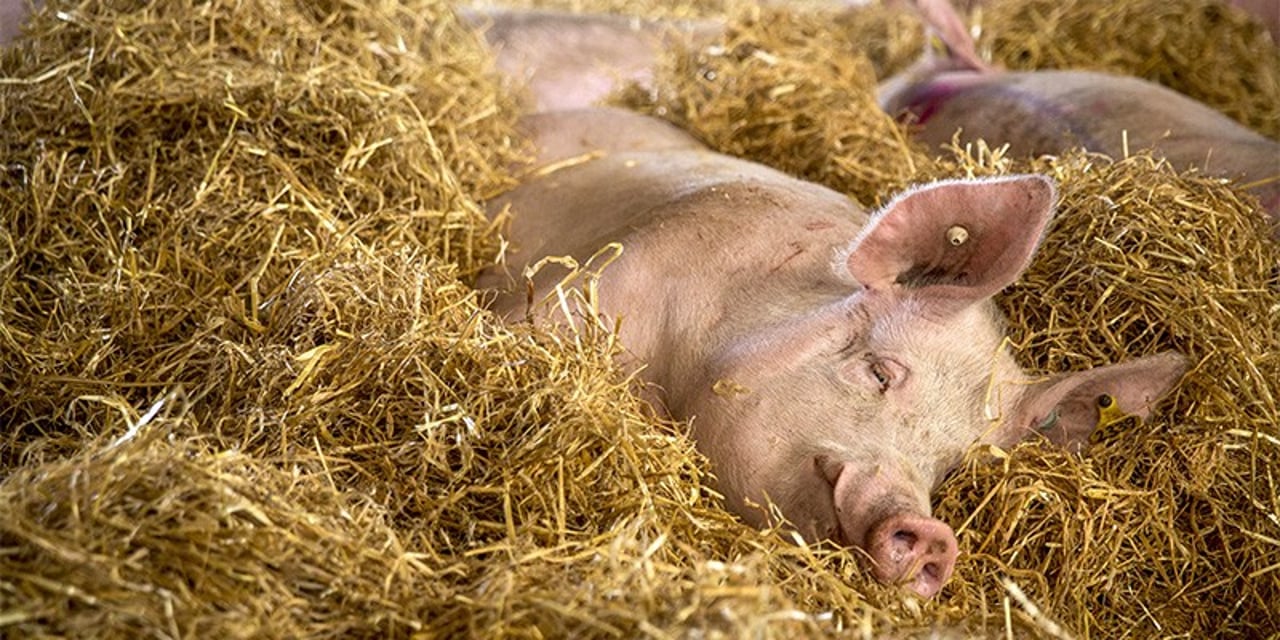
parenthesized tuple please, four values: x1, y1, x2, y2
(822, 456, 959, 597)
(865, 512, 958, 599)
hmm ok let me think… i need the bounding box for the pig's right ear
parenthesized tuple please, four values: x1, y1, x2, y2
(991, 352, 1188, 453)
(845, 175, 1056, 317)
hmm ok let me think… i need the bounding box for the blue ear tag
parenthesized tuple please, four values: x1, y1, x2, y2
(1036, 408, 1060, 434)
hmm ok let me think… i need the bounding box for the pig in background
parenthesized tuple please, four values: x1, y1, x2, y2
(468, 6, 1187, 598)
(457, 6, 723, 111)
(879, 0, 1280, 239)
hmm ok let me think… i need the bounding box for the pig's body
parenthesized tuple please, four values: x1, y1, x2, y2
(1, 0, 39, 47)
(480, 107, 1186, 598)
(883, 69, 1280, 223)
(461, 7, 720, 111)
(882, 0, 1280, 237)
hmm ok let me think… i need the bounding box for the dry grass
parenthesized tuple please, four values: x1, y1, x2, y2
(1, 0, 1276, 638)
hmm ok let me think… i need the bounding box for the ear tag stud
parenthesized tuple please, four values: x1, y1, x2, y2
(1094, 393, 1132, 431)
(946, 225, 969, 246)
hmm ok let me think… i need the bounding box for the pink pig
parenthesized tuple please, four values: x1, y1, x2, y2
(459, 6, 721, 111)
(880, 0, 1280, 238)
(477, 105, 1186, 598)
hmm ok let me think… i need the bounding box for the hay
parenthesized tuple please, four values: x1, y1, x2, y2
(617, 5, 930, 208)
(931, 145, 1280, 638)
(0, 0, 524, 466)
(0, 415, 426, 637)
(2, 0, 1278, 638)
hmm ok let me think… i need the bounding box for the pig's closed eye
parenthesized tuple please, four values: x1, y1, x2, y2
(869, 361, 893, 393)
(835, 347, 903, 393)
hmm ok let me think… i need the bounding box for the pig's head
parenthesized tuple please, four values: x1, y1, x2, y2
(683, 175, 1186, 598)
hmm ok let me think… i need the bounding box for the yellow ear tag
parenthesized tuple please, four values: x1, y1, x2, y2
(1095, 393, 1132, 431)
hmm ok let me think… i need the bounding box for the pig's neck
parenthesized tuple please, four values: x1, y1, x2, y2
(600, 182, 867, 418)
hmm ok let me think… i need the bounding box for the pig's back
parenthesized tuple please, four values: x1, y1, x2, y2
(489, 145, 863, 275)
(918, 70, 1280, 188)
(519, 107, 705, 167)
(480, 112, 866, 320)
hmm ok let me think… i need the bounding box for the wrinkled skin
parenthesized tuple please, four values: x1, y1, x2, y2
(880, 0, 1280, 238)
(477, 106, 1186, 599)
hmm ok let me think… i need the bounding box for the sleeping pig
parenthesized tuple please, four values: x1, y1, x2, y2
(475, 102, 1185, 597)
(471, 5, 1187, 599)
(879, 0, 1280, 238)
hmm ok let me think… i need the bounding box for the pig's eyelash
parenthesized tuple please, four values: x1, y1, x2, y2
(869, 360, 893, 393)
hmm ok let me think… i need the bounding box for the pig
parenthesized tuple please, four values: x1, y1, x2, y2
(469, 7, 1185, 598)
(459, 6, 721, 111)
(471, 6, 1187, 600)
(879, 0, 1280, 238)
(476, 105, 1186, 598)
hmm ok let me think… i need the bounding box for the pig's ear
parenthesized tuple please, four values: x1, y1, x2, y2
(846, 175, 1056, 315)
(912, 0, 992, 73)
(993, 352, 1188, 453)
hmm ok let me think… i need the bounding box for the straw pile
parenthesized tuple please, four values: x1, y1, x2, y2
(1, 0, 1276, 638)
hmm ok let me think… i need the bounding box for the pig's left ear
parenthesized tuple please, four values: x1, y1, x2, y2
(846, 175, 1055, 316)
(991, 352, 1188, 453)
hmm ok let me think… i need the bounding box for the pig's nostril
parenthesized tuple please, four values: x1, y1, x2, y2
(921, 561, 940, 581)
(865, 515, 959, 598)
(893, 529, 918, 548)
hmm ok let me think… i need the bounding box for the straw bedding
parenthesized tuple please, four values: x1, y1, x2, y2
(1, 0, 1276, 638)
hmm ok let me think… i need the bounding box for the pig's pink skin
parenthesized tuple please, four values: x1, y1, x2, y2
(462, 7, 721, 112)
(881, 69, 1280, 237)
(481, 106, 1187, 598)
